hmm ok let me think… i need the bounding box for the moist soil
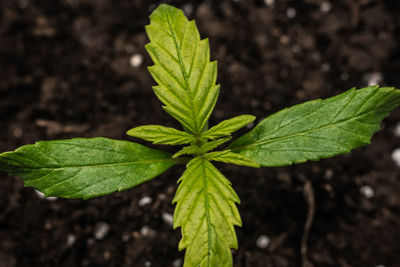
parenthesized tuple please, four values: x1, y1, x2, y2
(1, 1, 400, 266)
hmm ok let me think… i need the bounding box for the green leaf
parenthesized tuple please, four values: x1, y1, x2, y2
(127, 125, 196, 145)
(173, 157, 241, 267)
(229, 86, 400, 167)
(172, 137, 231, 158)
(146, 4, 219, 134)
(0, 138, 176, 199)
(202, 115, 256, 139)
(204, 150, 260, 168)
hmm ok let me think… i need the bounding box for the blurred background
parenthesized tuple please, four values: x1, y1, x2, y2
(0, 0, 400, 266)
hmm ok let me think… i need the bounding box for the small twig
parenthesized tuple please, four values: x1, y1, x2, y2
(301, 180, 315, 267)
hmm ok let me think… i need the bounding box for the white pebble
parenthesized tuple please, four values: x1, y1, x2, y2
(161, 212, 174, 227)
(122, 233, 129, 242)
(256, 235, 270, 249)
(246, 121, 254, 129)
(66, 234, 76, 247)
(158, 193, 167, 200)
(364, 72, 383, 86)
(321, 62, 330, 72)
(376, 265, 386, 267)
(320, 2, 332, 13)
(182, 4, 194, 16)
(340, 72, 349, 81)
(264, 0, 274, 6)
(144, 261, 152, 267)
(94, 222, 110, 240)
(286, 7, 296, 19)
(34, 189, 58, 201)
(360, 185, 374, 199)
(394, 122, 400, 137)
(13, 127, 23, 138)
(391, 148, 400, 167)
(138, 196, 153, 207)
(140, 226, 156, 237)
(172, 258, 183, 267)
(130, 54, 143, 68)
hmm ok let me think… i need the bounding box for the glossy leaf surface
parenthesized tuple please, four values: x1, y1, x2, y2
(0, 138, 175, 199)
(229, 86, 400, 166)
(173, 158, 241, 267)
(146, 4, 219, 134)
(202, 115, 255, 139)
(204, 150, 260, 168)
(127, 125, 195, 145)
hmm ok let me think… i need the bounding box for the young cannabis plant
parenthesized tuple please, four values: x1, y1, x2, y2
(1, 4, 400, 266)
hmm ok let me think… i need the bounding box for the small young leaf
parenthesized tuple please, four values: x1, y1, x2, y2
(146, 4, 219, 134)
(229, 86, 400, 167)
(172, 136, 231, 158)
(204, 150, 260, 168)
(173, 157, 241, 267)
(202, 114, 256, 139)
(127, 125, 196, 145)
(0, 138, 176, 199)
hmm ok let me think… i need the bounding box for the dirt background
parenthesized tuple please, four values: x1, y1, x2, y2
(1, 0, 400, 266)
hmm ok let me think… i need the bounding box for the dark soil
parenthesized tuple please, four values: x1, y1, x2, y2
(1, 0, 400, 266)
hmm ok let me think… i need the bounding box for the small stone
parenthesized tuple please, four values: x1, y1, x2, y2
(364, 72, 383, 86)
(393, 122, 400, 137)
(264, 0, 274, 6)
(172, 258, 183, 267)
(391, 148, 400, 167)
(324, 169, 334, 180)
(158, 193, 167, 200)
(256, 235, 270, 249)
(86, 238, 95, 246)
(67, 234, 76, 247)
(138, 196, 153, 207)
(12, 127, 23, 138)
(94, 222, 110, 240)
(360, 185, 374, 199)
(162, 212, 174, 227)
(140, 226, 156, 237)
(144, 261, 152, 267)
(44, 221, 52, 230)
(129, 54, 143, 68)
(279, 35, 290, 45)
(34, 189, 58, 201)
(320, 2, 332, 13)
(291, 44, 301, 53)
(321, 62, 330, 72)
(122, 233, 130, 242)
(182, 4, 194, 16)
(340, 73, 349, 81)
(286, 7, 296, 19)
(246, 121, 254, 129)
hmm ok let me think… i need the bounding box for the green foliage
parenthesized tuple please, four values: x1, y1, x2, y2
(0, 138, 175, 199)
(172, 157, 241, 266)
(229, 86, 400, 167)
(145, 4, 219, 134)
(202, 115, 255, 139)
(173, 136, 231, 158)
(204, 150, 260, 168)
(127, 125, 195, 145)
(0, 3, 399, 267)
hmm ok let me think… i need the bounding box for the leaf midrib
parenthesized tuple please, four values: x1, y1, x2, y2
(164, 9, 199, 134)
(8, 158, 176, 171)
(201, 159, 212, 267)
